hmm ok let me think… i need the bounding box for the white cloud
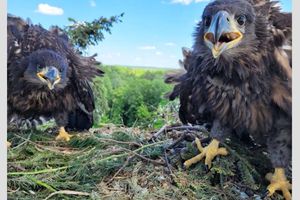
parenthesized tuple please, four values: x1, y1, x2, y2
(156, 51, 163, 55)
(165, 42, 176, 46)
(90, 0, 96, 7)
(36, 3, 64, 15)
(171, 0, 193, 5)
(101, 53, 113, 59)
(100, 52, 121, 59)
(171, 0, 209, 5)
(138, 46, 156, 50)
(134, 57, 142, 61)
(274, 2, 282, 8)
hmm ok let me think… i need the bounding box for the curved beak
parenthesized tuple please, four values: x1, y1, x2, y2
(37, 66, 61, 90)
(204, 11, 243, 58)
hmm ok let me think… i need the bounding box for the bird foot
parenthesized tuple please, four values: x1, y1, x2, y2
(7, 141, 11, 148)
(266, 168, 292, 200)
(55, 127, 73, 142)
(184, 138, 228, 169)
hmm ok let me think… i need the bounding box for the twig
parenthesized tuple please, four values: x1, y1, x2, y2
(166, 125, 208, 133)
(8, 166, 69, 176)
(166, 134, 186, 149)
(44, 190, 90, 200)
(7, 187, 20, 193)
(9, 140, 168, 176)
(151, 125, 167, 140)
(162, 135, 187, 183)
(150, 125, 208, 141)
(107, 155, 135, 184)
(107, 143, 166, 184)
(164, 148, 174, 181)
(12, 133, 32, 149)
(132, 152, 165, 165)
(7, 163, 26, 171)
(91, 140, 168, 165)
(153, 194, 173, 200)
(12, 133, 86, 154)
(122, 148, 165, 166)
(94, 137, 142, 147)
(28, 177, 56, 192)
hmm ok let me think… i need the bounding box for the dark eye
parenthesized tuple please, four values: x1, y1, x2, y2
(236, 15, 246, 26)
(37, 65, 42, 70)
(204, 16, 211, 27)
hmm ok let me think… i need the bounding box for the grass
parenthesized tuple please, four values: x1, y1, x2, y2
(7, 124, 286, 200)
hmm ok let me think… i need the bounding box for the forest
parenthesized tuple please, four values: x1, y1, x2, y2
(92, 65, 178, 129)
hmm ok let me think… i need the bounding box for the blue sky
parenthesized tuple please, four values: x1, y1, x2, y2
(8, 0, 292, 68)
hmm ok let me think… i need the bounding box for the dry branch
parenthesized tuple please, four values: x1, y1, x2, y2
(44, 190, 90, 200)
(150, 125, 208, 141)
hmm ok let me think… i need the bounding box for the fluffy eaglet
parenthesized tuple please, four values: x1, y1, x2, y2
(165, 0, 292, 199)
(7, 14, 104, 142)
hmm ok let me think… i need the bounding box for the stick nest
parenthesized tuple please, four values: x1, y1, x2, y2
(8, 123, 287, 200)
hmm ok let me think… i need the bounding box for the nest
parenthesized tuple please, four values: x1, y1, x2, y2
(8, 124, 286, 200)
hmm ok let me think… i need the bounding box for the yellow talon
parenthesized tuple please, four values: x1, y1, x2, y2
(55, 127, 73, 142)
(184, 138, 228, 169)
(266, 168, 292, 200)
(7, 141, 12, 148)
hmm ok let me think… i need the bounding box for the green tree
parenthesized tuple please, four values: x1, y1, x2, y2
(95, 66, 174, 128)
(64, 13, 124, 50)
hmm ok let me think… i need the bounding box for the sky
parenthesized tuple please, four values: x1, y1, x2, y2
(8, 0, 292, 68)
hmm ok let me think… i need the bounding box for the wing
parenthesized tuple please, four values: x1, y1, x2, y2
(164, 47, 192, 100)
(268, 2, 292, 117)
(49, 25, 70, 42)
(7, 14, 29, 66)
(66, 78, 96, 130)
(269, 3, 292, 68)
(253, 0, 292, 67)
(7, 15, 32, 92)
(252, 1, 292, 117)
(66, 53, 104, 130)
(7, 14, 28, 42)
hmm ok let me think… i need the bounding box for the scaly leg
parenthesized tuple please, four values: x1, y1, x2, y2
(55, 127, 73, 142)
(266, 168, 292, 200)
(184, 138, 228, 169)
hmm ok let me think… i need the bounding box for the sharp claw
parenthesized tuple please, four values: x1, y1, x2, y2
(267, 187, 275, 197)
(182, 164, 187, 171)
(261, 190, 270, 199)
(266, 168, 292, 200)
(204, 165, 210, 173)
(55, 127, 73, 142)
(282, 188, 292, 200)
(205, 156, 212, 169)
(184, 139, 228, 169)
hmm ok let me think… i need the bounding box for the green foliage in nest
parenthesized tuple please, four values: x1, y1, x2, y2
(8, 125, 285, 200)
